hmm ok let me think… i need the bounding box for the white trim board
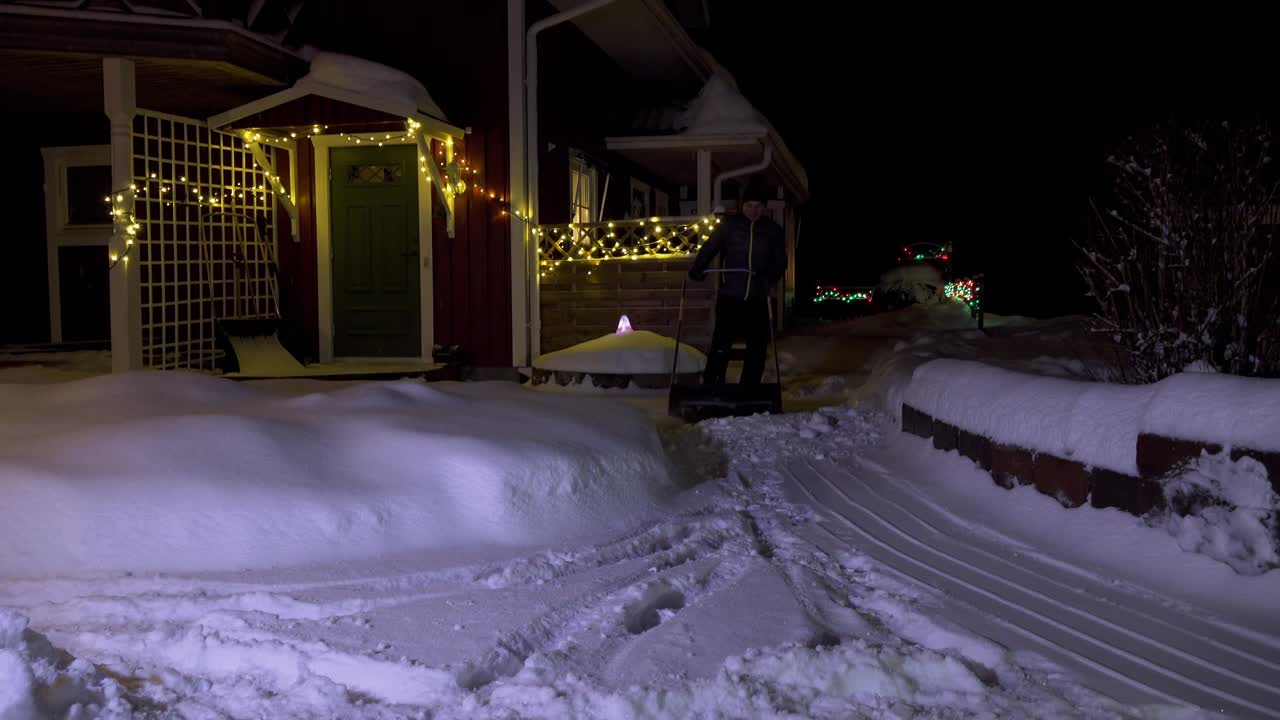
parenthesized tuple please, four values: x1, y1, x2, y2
(311, 135, 434, 364)
(41, 144, 112, 344)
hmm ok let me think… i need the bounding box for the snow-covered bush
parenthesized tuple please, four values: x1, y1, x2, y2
(1079, 120, 1280, 383)
(877, 264, 944, 308)
(1149, 451, 1279, 575)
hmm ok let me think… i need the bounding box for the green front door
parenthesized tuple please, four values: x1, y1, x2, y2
(331, 145, 420, 357)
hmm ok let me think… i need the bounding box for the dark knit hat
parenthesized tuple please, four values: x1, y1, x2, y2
(741, 175, 769, 204)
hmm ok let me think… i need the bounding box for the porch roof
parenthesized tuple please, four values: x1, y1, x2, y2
(207, 52, 465, 142)
(0, 3, 307, 117)
(547, 0, 712, 97)
(605, 76, 809, 202)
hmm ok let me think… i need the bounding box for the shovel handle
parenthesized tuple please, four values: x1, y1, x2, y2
(670, 276, 688, 386)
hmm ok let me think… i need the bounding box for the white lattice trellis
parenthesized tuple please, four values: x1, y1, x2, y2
(132, 111, 279, 372)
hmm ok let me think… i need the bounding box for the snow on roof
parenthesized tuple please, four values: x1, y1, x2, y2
(676, 74, 767, 136)
(304, 51, 447, 121)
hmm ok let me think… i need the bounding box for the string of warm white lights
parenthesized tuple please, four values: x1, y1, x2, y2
(104, 189, 140, 270)
(104, 117, 559, 269)
(103, 168, 286, 269)
(534, 217, 721, 277)
(241, 120, 536, 224)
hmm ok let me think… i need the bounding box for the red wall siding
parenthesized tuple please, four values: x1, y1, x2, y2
(431, 127, 512, 367)
(273, 143, 319, 362)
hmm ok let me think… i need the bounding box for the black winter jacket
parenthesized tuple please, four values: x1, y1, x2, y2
(688, 214, 787, 302)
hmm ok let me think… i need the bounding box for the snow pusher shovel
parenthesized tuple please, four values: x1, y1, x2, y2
(668, 269, 783, 422)
(199, 212, 302, 375)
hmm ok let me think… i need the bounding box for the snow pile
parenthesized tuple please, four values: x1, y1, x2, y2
(863, 301, 986, 334)
(877, 264, 945, 306)
(676, 74, 767, 136)
(0, 609, 133, 719)
(695, 406, 884, 469)
(534, 330, 705, 375)
(848, 308, 1113, 414)
(474, 639, 1067, 720)
(1153, 452, 1279, 575)
(0, 373, 676, 577)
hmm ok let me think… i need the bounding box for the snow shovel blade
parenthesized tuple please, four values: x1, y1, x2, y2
(218, 318, 280, 338)
(667, 382, 782, 422)
(216, 318, 303, 375)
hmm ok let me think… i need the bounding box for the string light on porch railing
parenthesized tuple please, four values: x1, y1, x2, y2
(535, 216, 721, 275)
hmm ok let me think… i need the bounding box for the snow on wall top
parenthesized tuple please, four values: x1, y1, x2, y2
(1143, 372, 1280, 454)
(903, 359, 1280, 475)
(676, 74, 767, 136)
(304, 51, 447, 121)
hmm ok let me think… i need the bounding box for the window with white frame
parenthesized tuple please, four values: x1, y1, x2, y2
(570, 156, 596, 225)
(43, 146, 113, 230)
(41, 145, 113, 344)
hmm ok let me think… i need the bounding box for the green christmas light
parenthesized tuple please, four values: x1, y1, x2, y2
(945, 278, 982, 315)
(813, 286, 873, 304)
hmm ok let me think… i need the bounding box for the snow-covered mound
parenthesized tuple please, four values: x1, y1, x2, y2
(878, 264, 945, 305)
(1153, 452, 1279, 575)
(534, 329, 705, 375)
(0, 373, 676, 577)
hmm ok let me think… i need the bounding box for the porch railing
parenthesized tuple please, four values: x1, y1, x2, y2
(535, 216, 720, 272)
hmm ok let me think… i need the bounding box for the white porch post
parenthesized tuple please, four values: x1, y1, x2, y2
(104, 57, 141, 372)
(696, 149, 712, 216)
(507, 0, 529, 367)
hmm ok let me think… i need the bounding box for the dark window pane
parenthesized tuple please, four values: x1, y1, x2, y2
(67, 165, 113, 225)
(347, 164, 403, 185)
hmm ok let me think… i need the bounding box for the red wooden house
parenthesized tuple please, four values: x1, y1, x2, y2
(2, 0, 808, 376)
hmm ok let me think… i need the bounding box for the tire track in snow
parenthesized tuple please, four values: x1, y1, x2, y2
(785, 458, 1280, 718)
(836, 454, 1280, 678)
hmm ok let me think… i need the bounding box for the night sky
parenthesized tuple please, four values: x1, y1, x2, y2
(703, 6, 1278, 317)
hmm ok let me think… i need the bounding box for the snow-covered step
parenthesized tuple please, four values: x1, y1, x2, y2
(784, 460, 1280, 719)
